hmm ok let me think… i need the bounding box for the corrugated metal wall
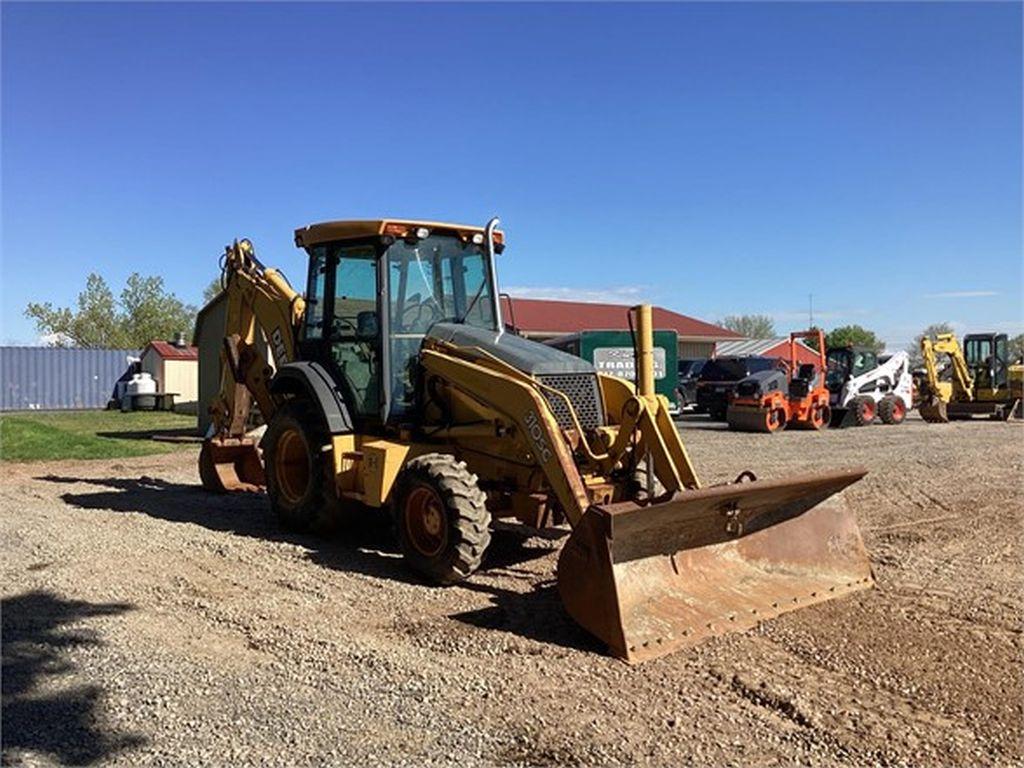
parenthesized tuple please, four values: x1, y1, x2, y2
(678, 341, 716, 359)
(0, 347, 138, 411)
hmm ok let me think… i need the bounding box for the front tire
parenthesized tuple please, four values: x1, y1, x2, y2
(878, 396, 907, 425)
(852, 396, 876, 426)
(394, 454, 491, 585)
(263, 400, 332, 533)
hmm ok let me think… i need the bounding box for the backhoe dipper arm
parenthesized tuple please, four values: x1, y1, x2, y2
(920, 337, 941, 399)
(209, 239, 305, 437)
(922, 333, 974, 401)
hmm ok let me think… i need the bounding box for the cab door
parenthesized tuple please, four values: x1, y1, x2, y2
(326, 244, 383, 420)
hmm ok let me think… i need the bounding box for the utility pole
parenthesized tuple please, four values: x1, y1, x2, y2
(808, 294, 814, 328)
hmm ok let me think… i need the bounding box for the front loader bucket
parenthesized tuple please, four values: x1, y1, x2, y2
(830, 407, 857, 428)
(199, 438, 265, 493)
(557, 469, 872, 663)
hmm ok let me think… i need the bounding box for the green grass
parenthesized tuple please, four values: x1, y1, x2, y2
(0, 410, 198, 462)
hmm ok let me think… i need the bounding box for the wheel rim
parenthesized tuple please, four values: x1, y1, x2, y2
(405, 485, 447, 557)
(811, 406, 824, 428)
(863, 401, 875, 421)
(892, 400, 906, 421)
(275, 428, 310, 505)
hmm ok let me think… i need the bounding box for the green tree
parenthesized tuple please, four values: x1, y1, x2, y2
(824, 325, 884, 354)
(1009, 333, 1024, 363)
(803, 325, 826, 351)
(719, 314, 776, 338)
(26, 273, 196, 349)
(203, 277, 223, 304)
(908, 322, 954, 367)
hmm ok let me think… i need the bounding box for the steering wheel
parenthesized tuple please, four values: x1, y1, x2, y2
(401, 301, 443, 331)
(332, 316, 358, 338)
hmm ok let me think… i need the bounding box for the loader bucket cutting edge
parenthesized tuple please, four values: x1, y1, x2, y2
(556, 469, 873, 663)
(199, 439, 265, 493)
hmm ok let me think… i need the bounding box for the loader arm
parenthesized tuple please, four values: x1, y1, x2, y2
(418, 341, 699, 526)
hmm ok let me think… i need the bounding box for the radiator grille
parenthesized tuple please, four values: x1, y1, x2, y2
(536, 373, 605, 431)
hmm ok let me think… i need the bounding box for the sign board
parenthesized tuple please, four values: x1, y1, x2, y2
(592, 347, 667, 380)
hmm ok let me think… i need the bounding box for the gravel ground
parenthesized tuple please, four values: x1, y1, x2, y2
(2, 413, 1022, 766)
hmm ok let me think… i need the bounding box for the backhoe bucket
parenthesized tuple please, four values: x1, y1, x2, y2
(918, 398, 949, 424)
(199, 438, 265, 493)
(557, 469, 872, 663)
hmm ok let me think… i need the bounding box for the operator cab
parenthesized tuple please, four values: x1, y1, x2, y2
(294, 219, 504, 425)
(963, 333, 1010, 391)
(825, 346, 878, 394)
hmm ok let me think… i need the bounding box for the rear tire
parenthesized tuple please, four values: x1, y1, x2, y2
(878, 396, 907, 425)
(852, 396, 876, 427)
(264, 400, 332, 533)
(394, 454, 491, 585)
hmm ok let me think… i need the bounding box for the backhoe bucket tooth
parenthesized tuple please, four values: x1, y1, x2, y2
(557, 469, 873, 663)
(199, 438, 265, 493)
(918, 398, 948, 424)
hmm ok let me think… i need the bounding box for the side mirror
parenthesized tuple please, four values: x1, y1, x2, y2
(356, 311, 379, 341)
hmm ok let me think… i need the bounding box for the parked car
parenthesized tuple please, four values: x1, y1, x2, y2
(695, 356, 784, 420)
(675, 358, 707, 411)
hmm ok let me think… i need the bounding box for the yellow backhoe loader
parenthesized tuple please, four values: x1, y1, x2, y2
(919, 332, 1023, 423)
(199, 218, 873, 663)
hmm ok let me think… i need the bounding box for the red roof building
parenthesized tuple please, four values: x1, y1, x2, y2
(142, 340, 199, 361)
(140, 339, 199, 407)
(500, 296, 740, 358)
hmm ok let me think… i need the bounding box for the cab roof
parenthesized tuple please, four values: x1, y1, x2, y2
(294, 219, 504, 248)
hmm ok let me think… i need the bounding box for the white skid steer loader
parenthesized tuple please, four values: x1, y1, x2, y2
(827, 347, 913, 427)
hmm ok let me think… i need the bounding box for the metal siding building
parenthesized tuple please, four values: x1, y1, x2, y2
(0, 347, 137, 411)
(714, 338, 821, 366)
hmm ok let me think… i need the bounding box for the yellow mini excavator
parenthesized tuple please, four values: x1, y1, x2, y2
(199, 218, 873, 663)
(919, 332, 1023, 423)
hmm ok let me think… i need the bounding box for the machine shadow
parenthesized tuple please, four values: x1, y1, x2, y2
(37, 474, 588, 651)
(1, 589, 146, 765)
(450, 580, 605, 656)
(94, 428, 200, 442)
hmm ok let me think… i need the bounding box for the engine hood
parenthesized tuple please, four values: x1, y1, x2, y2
(426, 323, 596, 376)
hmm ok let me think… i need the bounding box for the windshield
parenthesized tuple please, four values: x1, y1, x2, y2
(678, 359, 706, 378)
(745, 357, 779, 374)
(826, 348, 877, 391)
(387, 235, 496, 334)
(826, 349, 851, 391)
(386, 233, 497, 418)
(698, 359, 740, 382)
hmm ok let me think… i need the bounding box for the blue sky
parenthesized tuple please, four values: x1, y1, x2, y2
(2, 2, 1021, 349)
